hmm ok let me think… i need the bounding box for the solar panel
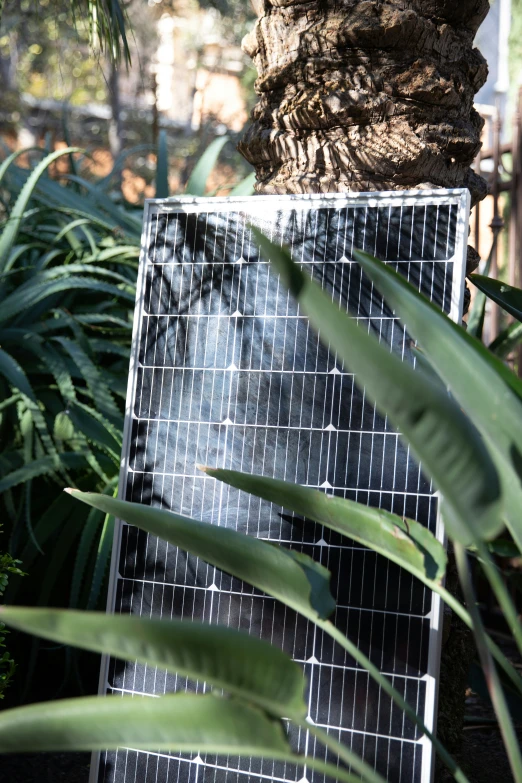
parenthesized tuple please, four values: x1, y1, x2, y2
(91, 190, 469, 783)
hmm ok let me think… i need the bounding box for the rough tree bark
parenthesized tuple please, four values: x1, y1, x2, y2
(240, 0, 489, 205)
(239, 0, 490, 767)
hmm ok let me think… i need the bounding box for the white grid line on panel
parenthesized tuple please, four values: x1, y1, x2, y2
(105, 686, 424, 746)
(114, 575, 432, 623)
(95, 191, 469, 783)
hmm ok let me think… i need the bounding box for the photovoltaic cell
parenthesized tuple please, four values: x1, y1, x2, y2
(91, 190, 470, 783)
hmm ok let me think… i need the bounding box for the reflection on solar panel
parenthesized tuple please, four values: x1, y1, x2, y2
(91, 190, 469, 783)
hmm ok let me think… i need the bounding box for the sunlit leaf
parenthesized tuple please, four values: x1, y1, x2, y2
(1, 607, 306, 719)
(66, 490, 336, 621)
(252, 231, 502, 545)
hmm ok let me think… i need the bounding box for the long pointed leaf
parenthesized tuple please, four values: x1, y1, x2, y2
(353, 249, 522, 551)
(55, 338, 121, 423)
(253, 232, 502, 545)
(200, 467, 446, 583)
(156, 130, 169, 198)
(471, 274, 522, 323)
(66, 490, 335, 622)
(0, 348, 64, 468)
(0, 693, 289, 756)
(0, 147, 44, 187)
(70, 506, 105, 609)
(86, 511, 115, 609)
(186, 137, 229, 196)
(0, 276, 134, 326)
(0, 149, 81, 271)
(467, 238, 496, 339)
(230, 171, 256, 196)
(0, 454, 87, 495)
(0, 691, 378, 783)
(1, 608, 306, 719)
(490, 322, 522, 358)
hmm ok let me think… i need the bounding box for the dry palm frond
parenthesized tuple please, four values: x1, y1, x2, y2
(74, 0, 132, 65)
(0, 0, 131, 66)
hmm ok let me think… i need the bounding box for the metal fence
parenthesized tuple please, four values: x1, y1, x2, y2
(472, 90, 522, 356)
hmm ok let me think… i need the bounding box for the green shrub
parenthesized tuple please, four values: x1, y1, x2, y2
(0, 138, 254, 696)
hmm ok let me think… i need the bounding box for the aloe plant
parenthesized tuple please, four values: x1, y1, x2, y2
(0, 138, 254, 701)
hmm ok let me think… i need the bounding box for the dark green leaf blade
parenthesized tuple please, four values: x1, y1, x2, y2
(0, 694, 290, 756)
(471, 275, 522, 323)
(66, 490, 335, 621)
(0, 148, 82, 271)
(0, 454, 87, 494)
(1, 608, 306, 719)
(199, 467, 447, 584)
(253, 231, 502, 545)
(353, 249, 522, 550)
(490, 322, 522, 359)
(186, 137, 228, 196)
(156, 130, 169, 199)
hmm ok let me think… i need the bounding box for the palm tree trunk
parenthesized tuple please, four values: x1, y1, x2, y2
(239, 0, 491, 763)
(240, 0, 489, 209)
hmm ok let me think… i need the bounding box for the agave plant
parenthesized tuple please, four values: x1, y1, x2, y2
(0, 136, 255, 699)
(0, 146, 139, 618)
(1, 234, 522, 782)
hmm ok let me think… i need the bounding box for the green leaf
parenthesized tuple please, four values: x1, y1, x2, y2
(15, 494, 76, 577)
(471, 274, 522, 323)
(253, 232, 502, 545)
(0, 454, 87, 495)
(156, 130, 169, 199)
(53, 412, 75, 443)
(0, 147, 44, 188)
(67, 401, 121, 458)
(0, 347, 38, 403)
(86, 511, 115, 609)
(485, 539, 521, 558)
(78, 0, 131, 66)
(352, 249, 522, 551)
(41, 264, 135, 288)
(490, 322, 522, 359)
(230, 171, 256, 196)
(454, 542, 522, 781)
(69, 506, 106, 609)
(0, 148, 81, 272)
(66, 490, 336, 622)
(0, 348, 63, 468)
(199, 467, 447, 584)
(467, 241, 495, 339)
(54, 338, 121, 423)
(16, 337, 77, 405)
(1, 608, 306, 719)
(186, 137, 229, 196)
(0, 693, 290, 756)
(0, 276, 134, 326)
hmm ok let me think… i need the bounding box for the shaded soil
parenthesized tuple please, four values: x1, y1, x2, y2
(0, 752, 91, 783)
(438, 690, 522, 783)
